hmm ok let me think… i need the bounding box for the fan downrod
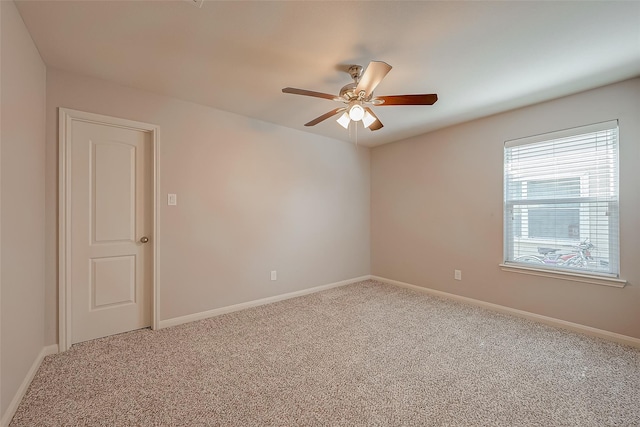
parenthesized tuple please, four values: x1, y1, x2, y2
(348, 65, 363, 83)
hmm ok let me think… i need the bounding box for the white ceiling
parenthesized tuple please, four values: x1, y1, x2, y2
(15, 0, 640, 147)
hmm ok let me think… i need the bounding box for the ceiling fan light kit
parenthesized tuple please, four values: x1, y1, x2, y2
(336, 106, 376, 130)
(282, 61, 438, 133)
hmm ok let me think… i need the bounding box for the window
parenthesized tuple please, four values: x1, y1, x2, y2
(504, 121, 619, 277)
(526, 178, 580, 239)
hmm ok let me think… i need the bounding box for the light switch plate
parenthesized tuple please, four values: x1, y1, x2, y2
(168, 194, 177, 206)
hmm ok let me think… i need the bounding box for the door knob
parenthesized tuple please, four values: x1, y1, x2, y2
(140, 236, 149, 243)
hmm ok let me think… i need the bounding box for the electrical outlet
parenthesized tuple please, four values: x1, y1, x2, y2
(271, 271, 277, 281)
(454, 270, 462, 281)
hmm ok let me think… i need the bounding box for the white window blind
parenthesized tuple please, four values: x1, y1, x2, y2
(504, 120, 619, 277)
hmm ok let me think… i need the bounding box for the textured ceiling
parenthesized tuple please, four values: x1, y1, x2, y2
(15, 0, 640, 147)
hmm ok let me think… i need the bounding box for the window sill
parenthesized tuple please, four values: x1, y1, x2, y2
(499, 263, 626, 288)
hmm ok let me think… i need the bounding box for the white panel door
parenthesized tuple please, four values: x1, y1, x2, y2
(70, 120, 152, 344)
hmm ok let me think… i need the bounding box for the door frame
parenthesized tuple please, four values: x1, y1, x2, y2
(58, 108, 160, 352)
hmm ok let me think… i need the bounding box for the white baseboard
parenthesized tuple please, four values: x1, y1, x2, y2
(159, 275, 372, 329)
(1, 344, 58, 427)
(372, 275, 640, 349)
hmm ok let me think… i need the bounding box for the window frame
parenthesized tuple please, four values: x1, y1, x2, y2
(501, 120, 624, 287)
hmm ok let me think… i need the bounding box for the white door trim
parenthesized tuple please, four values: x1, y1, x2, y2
(58, 108, 160, 352)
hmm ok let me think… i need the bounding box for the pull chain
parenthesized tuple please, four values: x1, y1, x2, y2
(355, 120, 358, 146)
(347, 121, 359, 147)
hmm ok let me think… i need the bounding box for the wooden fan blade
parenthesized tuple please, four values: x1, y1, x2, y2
(376, 94, 438, 106)
(355, 61, 392, 98)
(364, 107, 383, 131)
(304, 108, 346, 126)
(282, 87, 336, 100)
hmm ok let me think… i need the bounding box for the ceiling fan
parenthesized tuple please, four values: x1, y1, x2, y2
(282, 61, 438, 131)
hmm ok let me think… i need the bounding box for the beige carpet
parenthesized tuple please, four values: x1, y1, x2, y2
(10, 280, 640, 426)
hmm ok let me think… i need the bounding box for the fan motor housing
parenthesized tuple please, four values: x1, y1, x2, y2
(339, 83, 357, 100)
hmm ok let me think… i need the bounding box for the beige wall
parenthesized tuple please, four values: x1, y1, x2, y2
(0, 0, 47, 418)
(371, 78, 640, 339)
(45, 69, 371, 343)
